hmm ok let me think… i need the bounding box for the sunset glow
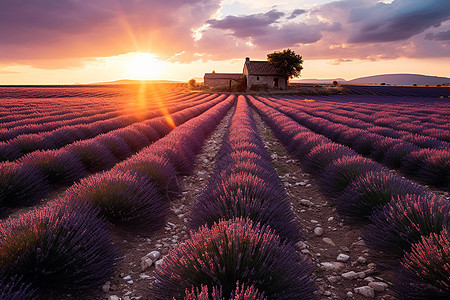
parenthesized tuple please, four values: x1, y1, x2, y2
(124, 53, 166, 80)
(0, 0, 448, 84)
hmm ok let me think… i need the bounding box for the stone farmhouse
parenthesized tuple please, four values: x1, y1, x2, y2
(204, 57, 286, 91)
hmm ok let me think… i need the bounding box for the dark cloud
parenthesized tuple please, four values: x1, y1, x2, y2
(204, 8, 339, 53)
(287, 9, 307, 20)
(253, 22, 323, 48)
(348, 0, 450, 43)
(207, 10, 285, 38)
(425, 30, 450, 41)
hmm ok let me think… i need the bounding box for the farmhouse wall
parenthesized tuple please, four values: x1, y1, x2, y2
(204, 78, 239, 89)
(247, 75, 286, 90)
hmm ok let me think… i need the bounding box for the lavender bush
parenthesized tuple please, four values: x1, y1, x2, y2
(0, 162, 49, 216)
(394, 229, 450, 299)
(96, 134, 133, 160)
(364, 194, 450, 262)
(113, 154, 179, 198)
(64, 170, 168, 233)
(0, 276, 37, 300)
(0, 201, 118, 293)
(319, 156, 384, 197)
(189, 177, 302, 242)
(184, 283, 266, 300)
(302, 143, 357, 176)
(153, 218, 316, 300)
(335, 171, 427, 220)
(19, 149, 87, 185)
(65, 140, 118, 173)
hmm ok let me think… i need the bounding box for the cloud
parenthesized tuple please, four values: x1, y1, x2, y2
(207, 9, 285, 38)
(202, 8, 339, 55)
(287, 9, 307, 20)
(425, 30, 450, 41)
(0, 0, 221, 67)
(347, 0, 450, 43)
(0, 0, 449, 70)
(327, 58, 354, 65)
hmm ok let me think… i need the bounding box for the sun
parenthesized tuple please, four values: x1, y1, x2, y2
(124, 52, 165, 80)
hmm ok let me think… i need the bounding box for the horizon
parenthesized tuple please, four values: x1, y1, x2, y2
(0, 0, 449, 85)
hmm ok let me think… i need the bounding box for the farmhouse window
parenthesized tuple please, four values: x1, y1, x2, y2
(256, 76, 259, 80)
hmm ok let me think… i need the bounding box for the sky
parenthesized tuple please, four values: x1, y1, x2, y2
(0, 0, 449, 84)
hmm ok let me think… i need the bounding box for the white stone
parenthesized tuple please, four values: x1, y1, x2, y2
(356, 271, 366, 278)
(300, 199, 313, 206)
(346, 291, 353, 297)
(352, 240, 366, 247)
(122, 275, 131, 280)
(368, 282, 388, 292)
(140, 257, 153, 272)
(354, 286, 375, 298)
(337, 253, 350, 262)
(357, 256, 367, 264)
(155, 258, 165, 269)
(342, 271, 358, 280)
(323, 237, 336, 246)
(146, 250, 161, 260)
(327, 276, 340, 284)
(109, 296, 119, 300)
(320, 262, 345, 271)
(328, 217, 334, 222)
(295, 241, 307, 250)
(314, 227, 324, 236)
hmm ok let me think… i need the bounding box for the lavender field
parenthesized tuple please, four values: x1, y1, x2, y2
(0, 84, 449, 299)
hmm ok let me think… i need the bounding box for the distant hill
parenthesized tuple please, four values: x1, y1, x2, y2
(347, 74, 450, 86)
(90, 79, 181, 85)
(294, 74, 450, 86)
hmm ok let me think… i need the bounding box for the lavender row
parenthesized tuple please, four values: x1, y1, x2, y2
(249, 96, 449, 299)
(296, 95, 448, 126)
(0, 94, 234, 298)
(190, 96, 302, 242)
(153, 96, 316, 299)
(0, 94, 225, 217)
(272, 96, 449, 149)
(259, 97, 449, 191)
(0, 85, 182, 122)
(0, 93, 207, 160)
(0, 89, 183, 134)
(282, 95, 449, 141)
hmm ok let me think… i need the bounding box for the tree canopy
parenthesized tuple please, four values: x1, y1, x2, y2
(267, 49, 303, 80)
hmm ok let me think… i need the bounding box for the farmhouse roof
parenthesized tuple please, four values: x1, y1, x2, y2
(244, 60, 282, 76)
(204, 73, 242, 80)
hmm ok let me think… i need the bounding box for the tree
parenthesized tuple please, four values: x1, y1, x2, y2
(188, 79, 196, 89)
(267, 49, 303, 88)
